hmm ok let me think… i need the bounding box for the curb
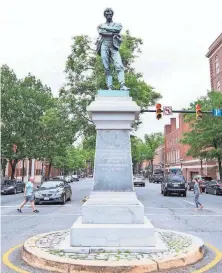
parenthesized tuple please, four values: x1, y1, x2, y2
(22, 229, 204, 273)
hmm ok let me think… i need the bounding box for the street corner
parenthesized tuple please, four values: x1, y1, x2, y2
(18, 229, 212, 273)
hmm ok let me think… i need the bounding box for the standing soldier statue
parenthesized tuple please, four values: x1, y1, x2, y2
(96, 8, 129, 91)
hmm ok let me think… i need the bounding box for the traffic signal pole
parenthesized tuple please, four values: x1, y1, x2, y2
(141, 110, 212, 114)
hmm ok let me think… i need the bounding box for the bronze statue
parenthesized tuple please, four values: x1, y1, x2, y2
(96, 8, 129, 91)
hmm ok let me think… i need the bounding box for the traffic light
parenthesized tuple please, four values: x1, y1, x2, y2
(156, 103, 162, 120)
(196, 104, 202, 120)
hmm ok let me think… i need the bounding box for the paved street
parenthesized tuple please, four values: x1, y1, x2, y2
(1, 179, 222, 273)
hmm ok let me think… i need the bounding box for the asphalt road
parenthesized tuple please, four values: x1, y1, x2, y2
(1, 179, 222, 273)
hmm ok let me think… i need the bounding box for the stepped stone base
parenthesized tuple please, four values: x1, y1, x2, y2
(82, 192, 144, 224)
(70, 216, 155, 247)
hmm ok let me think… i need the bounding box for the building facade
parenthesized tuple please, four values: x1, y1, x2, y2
(164, 116, 218, 181)
(153, 144, 165, 170)
(206, 32, 222, 92)
(4, 159, 60, 182)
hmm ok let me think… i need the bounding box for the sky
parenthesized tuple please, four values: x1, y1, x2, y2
(1, 0, 222, 139)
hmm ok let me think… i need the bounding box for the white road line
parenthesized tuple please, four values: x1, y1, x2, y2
(1, 213, 222, 217)
(183, 200, 195, 205)
(0, 204, 74, 208)
(1, 204, 221, 210)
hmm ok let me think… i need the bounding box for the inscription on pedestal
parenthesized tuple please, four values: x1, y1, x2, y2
(93, 130, 133, 191)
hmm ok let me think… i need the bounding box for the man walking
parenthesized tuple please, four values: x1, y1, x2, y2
(194, 178, 204, 210)
(17, 177, 39, 213)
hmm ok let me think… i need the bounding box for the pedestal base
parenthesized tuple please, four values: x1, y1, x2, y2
(82, 192, 144, 224)
(70, 216, 155, 247)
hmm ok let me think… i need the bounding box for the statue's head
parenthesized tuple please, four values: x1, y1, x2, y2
(104, 8, 114, 22)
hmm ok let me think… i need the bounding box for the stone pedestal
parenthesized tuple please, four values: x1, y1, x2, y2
(70, 90, 156, 249)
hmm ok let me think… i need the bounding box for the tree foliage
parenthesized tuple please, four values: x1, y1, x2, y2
(38, 100, 78, 174)
(130, 133, 164, 173)
(181, 91, 222, 179)
(59, 31, 161, 137)
(1, 65, 53, 178)
(53, 146, 87, 173)
(1, 64, 79, 178)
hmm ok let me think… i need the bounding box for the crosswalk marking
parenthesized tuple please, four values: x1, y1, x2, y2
(1, 213, 222, 217)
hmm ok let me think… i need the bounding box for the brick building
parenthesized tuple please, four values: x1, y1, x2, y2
(206, 32, 222, 92)
(153, 144, 165, 169)
(4, 159, 60, 182)
(164, 116, 218, 181)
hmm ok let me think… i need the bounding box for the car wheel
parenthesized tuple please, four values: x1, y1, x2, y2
(62, 194, 66, 204)
(21, 187, 24, 193)
(214, 189, 217, 195)
(67, 195, 71, 201)
(163, 190, 168, 196)
(183, 192, 187, 197)
(206, 190, 208, 194)
(14, 188, 17, 194)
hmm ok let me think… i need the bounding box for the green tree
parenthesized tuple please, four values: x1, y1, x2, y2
(59, 31, 161, 137)
(38, 100, 78, 176)
(53, 146, 87, 174)
(130, 135, 143, 173)
(181, 91, 222, 180)
(142, 133, 164, 173)
(1, 65, 53, 178)
(130, 133, 163, 174)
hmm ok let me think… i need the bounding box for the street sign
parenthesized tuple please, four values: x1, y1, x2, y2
(212, 109, 222, 117)
(163, 106, 172, 115)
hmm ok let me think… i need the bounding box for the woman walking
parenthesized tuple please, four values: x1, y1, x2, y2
(194, 178, 204, 210)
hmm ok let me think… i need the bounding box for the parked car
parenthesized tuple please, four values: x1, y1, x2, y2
(133, 176, 145, 187)
(72, 175, 79, 182)
(153, 174, 164, 183)
(188, 175, 213, 192)
(1, 179, 25, 194)
(52, 176, 64, 180)
(161, 175, 187, 197)
(34, 180, 72, 204)
(64, 176, 73, 183)
(205, 181, 222, 195)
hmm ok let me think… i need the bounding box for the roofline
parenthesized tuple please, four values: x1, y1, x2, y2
(206, 32, 222, 58)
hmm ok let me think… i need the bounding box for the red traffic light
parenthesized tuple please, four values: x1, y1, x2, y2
(196, 104, 202, 120)
(156, 104, 162, 120)
(196, 104, 201, 110)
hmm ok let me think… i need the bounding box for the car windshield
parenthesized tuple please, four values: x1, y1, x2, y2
(2, 180, 14, 185)
(167, 176, 185, 182)
(40, 181, 64, 188)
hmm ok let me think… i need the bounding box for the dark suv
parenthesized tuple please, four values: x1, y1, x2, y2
(153, 174, 164, 183)
(161, 175, 187, 197)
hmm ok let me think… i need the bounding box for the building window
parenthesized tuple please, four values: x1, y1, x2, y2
(215, 55, 220, 74)
(217, 80, 221, 91)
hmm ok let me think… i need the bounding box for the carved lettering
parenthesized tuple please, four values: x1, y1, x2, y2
(93, 130, 133, 191)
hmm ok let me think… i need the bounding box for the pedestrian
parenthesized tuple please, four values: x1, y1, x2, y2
(194, 178, 204, 210)
(17, 177, 39, 213)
